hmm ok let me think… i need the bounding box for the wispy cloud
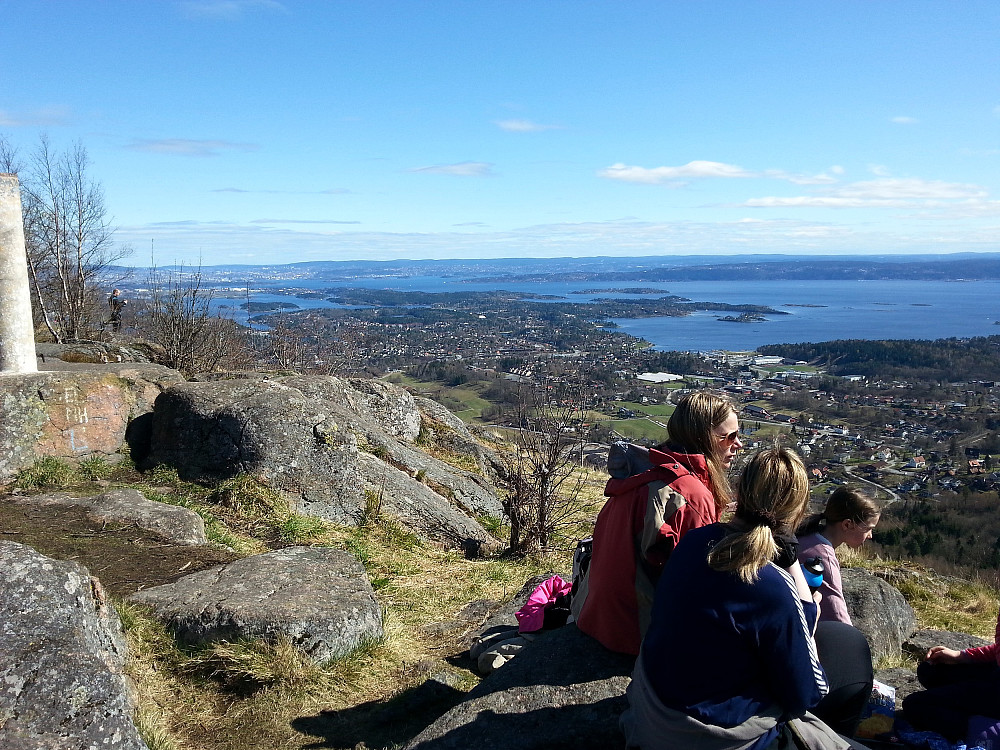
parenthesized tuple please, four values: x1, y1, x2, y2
(178, 0, 285, 20)
(119, 209, 1000, 266)
(250, 218, 361, 224)
(126, 138, 259, 157)
(495, 119, 562, 132)
(0, 106, 72, 128)
(959, 147, 1000, 157)
(212, 186, 351, 194)
(598, 160, 836, 186)
(742, 177, 987, 208)
(408, 161, 494, 177)
(891, 116, 918, 124)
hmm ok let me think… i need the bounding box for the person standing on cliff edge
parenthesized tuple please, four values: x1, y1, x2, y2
(108, 288, 127, 333)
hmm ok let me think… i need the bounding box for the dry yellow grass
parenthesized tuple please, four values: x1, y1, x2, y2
(840, 545, 999, 639)
(118, 464, 609, 750)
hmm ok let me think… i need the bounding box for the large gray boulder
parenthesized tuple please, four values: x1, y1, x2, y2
(13, 488, 207, 545)
(147, 375, 501, 550)
(129, 546, 382, 662)
(286, 378, 503, 518)
(404, 624, 633, 750)
(842, 567, 918, 663)
(0, 366, 183, 482)
(0, 541, 148, 749)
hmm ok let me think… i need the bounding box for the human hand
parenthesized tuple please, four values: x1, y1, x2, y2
(925, 646, 965, 664)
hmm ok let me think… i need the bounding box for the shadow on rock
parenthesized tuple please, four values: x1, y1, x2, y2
(292, 670, 468, 749)
(403, 625, 634, 750)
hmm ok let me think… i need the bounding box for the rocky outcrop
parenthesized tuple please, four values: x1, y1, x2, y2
(0, 365, 183, 482)
(35, 341, 159, 367)
(843, 567, 918, 663)
(904, 628, 990, 659)
(0, 541, 147, 749)
(129, 546, 383, 662)
(404, 624, 633, 750)
(13, 488, 207, 546)
(146, 375, 501, 550)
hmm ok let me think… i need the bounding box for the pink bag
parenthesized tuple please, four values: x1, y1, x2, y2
(515, 575, 573, 633)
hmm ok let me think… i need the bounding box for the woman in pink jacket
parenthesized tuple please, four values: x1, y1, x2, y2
(795, 486, 881, 624)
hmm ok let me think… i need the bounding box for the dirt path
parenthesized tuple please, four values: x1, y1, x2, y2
(0, 499, 237, 597)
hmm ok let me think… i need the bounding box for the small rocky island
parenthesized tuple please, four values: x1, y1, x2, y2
(717, 312, 767, 323)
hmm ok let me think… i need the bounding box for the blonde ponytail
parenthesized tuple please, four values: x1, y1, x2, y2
(707, 447, 809, 583)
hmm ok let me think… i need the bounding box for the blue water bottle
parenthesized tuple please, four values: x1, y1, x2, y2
(802, 557, 824, 592)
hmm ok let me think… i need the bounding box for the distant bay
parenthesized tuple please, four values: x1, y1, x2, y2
(217, 277, 1000, 353)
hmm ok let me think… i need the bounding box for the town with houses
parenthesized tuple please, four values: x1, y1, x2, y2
(619, 350, 997, 511)
(248, 286, 999, 519)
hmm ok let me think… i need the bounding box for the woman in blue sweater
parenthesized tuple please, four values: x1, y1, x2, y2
(622, 447, 867, 750)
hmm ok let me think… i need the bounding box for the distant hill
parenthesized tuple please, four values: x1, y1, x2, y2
(112, 252, 1000, 283)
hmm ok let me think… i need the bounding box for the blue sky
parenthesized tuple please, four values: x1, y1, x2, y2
(2, 0, 999, 266)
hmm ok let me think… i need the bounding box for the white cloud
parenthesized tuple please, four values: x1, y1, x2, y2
(869, 165, 891, 177)
(408, 161, 494, 177)
(599, 161, 838, 186)
(126, 138, 259, 157)
(495, 119, 562, 132)
(891, 116, 918, 124)
(178, 0, 285, 20)
(744, 196, 909, 208)
(599, 160, 754, 184)
(830, 165, 845, 175)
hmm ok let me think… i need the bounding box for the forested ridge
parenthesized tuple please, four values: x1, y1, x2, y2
(759, 336, 1000, 381)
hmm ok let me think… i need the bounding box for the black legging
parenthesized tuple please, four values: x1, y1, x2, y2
(812, 620, 875, 736)
(903, 659, 1000, 741)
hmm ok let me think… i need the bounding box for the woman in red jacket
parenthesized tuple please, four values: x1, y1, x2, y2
(902, 617, 1000, 742)
(573, 390, 741, 655)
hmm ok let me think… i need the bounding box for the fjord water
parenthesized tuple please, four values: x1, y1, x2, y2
(240, 278, 1000, 353)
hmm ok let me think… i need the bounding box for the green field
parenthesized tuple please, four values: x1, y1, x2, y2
(609, 418, 668, 443)
(382, 372, 492, 422)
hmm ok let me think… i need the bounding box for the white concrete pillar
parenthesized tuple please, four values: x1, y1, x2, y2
(0, 173, 37, 373)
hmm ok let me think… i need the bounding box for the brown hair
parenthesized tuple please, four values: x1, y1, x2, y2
(798, 486, 880, 536)
(663, 390, 736, 510)
(708, 447, 810, 583)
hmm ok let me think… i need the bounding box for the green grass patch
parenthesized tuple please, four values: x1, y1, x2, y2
(15, 456, 79, 489)
(78, 456, 117, 480)
(279, 514, 329, 544)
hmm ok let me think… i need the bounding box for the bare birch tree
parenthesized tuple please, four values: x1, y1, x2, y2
(495, 375, 592, 554)
(138, 263, 250, 375)
(17, 136, 130, 342)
